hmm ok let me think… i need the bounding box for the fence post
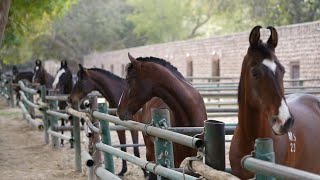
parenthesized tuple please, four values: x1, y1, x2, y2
(97, 101, 114, 173)
(8, 78, 14, 107)
(40, 85, 49, 144)
(254, 138, 275, 180)
(72, 102, 82, 172)
(49, 98, 59, 149)
(152, 108, 174, 180)
(204, 120, 225, 171)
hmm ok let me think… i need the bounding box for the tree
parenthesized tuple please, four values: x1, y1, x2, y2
(126, 0, 220, 44)
(32, 0, 143, 62)
(0, 0, 11, 47)
(0, 0, 76, 65)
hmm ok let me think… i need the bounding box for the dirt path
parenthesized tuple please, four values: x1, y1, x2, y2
(0, 99, 146, 180)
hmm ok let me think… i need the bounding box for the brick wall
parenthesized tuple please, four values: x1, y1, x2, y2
(83, 21, 320, 84)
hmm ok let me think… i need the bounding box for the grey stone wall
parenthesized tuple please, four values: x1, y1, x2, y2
(83, 21, 320, 85)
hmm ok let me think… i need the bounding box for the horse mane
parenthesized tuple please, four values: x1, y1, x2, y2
(126, 57, 185, 80)
(89, 68, 123, 81)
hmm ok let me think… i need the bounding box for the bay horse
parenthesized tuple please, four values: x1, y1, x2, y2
(117, 53, 207, 179)
(52, 60, 74, 147)
(229, 26, 320, 179)
(11, 66, 34, 104)
(68, 64, 148, 177)
(32, 59, 54, 89)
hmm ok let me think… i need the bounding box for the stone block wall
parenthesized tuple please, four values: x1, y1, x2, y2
(81, 21, 320, 85)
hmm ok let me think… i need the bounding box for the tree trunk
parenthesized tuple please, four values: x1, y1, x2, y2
(0, 0, 11, 46)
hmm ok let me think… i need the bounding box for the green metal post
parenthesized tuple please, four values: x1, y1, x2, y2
(254, 138, 275, 180)
(98, 102, 115, 173)
(152, 108, 174, 180)
(204, 120, 225, 171)
(73, 103, 82, 172)
(40, 85, 49, 144)
(49, 99, 59, 149)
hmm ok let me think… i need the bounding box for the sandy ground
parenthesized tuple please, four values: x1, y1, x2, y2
(0, 98, 236, 180)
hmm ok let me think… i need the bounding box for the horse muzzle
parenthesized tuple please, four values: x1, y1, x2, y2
(271, 116, 294, 135)
(117, 109, 133, 121)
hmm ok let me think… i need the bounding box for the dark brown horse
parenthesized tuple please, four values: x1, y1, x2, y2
(230, 26, 320, 179)
(52, 60, 74, 147)
(68, 64, 148, 177)
(12, 66, 34, 104)
(32, 59, 54, 88)
(117, 54, 207, 179)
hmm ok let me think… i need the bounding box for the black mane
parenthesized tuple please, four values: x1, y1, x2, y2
(126, 56, 185, 80)
(89, 68, 123, 81)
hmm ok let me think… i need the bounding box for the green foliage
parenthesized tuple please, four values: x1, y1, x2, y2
(2, 0, 320, 65)
(32, 0, 144, 62)
(1, 0, 77, 64)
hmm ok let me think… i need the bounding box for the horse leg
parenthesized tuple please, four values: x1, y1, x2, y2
(142, 134, 157, 180)
(117, 130, 128, 177)
(130, 130, 149, 177)
(60, 119, 65, 146)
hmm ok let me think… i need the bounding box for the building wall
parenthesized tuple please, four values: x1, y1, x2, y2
(83, 21, 320, 84)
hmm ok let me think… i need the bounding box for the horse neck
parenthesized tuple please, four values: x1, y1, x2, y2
(43, 71, 54, 88)
(60, 73, 73, 94)
(238, 99, 274, 145)
(89, 71, 125, 108)
(153, 71, 206, 127)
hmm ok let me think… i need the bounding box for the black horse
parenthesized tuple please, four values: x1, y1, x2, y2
(12, 65, 34, 105)
(52, 60, 74, 147)
(32, 59, 54, 88)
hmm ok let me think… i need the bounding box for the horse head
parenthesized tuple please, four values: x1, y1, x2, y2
(239, 26, 294, 135)
(52, 60, 73, 91)
(117, 53, 162, 120)
(32, 59, 43, 83)
(68, 64, 95, 109)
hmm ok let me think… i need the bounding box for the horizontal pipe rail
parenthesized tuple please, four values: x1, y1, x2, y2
(241, 156, 320, 180)
(112, 144, 145, 148)
(47, 128, 72, 141)
(53, 125, 84, 131)
(96, 143, 197, 180)
(19, 91, 41, 110)
(18, 101, 43, 130)
(96, 167, 121, 180)
(207, 113, 238, 117)
(45, 95, 69, 101)
(81, 151, 94, 167)
(206, 107, 238, 113)
(93, 112, 203, 149)
(18, 81, 39, 95)
(46, 110, 71, 120)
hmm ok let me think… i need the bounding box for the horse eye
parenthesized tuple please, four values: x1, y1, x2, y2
(251, 68, 260, 79)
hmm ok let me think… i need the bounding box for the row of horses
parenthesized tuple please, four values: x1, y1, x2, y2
(8, 26, 320, 179)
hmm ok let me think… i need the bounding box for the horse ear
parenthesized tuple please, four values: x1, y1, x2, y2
(128, 52, 139, 67)
(61, 60, 68, 67)
(78, 64, 88, 79)
(267, 26, 278, 49)
(36, 59, 42, 66)
(249, 25, 262, 47)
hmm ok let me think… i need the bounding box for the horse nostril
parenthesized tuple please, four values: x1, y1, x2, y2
(283, 117, 294, 129)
